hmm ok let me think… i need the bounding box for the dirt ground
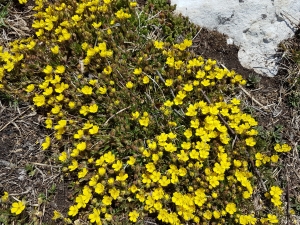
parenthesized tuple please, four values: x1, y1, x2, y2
(0, 0, 300, 224)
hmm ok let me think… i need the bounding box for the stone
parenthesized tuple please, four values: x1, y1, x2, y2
(171, 0, 300, 76)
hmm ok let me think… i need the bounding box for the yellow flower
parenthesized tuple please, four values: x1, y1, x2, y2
(89, 175, 99, 187)
(81, 85, 93, 95)
(51, 46, 59, 54)
(116, 171, 128, 181)
(43, 65, 53, 74)
(183, 83, 193, 92)
(129, 2, 138, 7)
(68, 160, 78, 171)
(165, 79, 173, 86)
(127, 156, 136, 165)
(166, 57, 175, 67)
(55, 82, 69, 93)
(58, 152, 68, 162)
(52, 210, 62, 220)
(115, 9, 131, 19)
(104, 151, 115, 164)
(143, 76, 150, 84)
(89, 79, 98, 85)
(133, 68, 142, 75)
(68, 205, 79, 217)
(56, 94, 64, 101)
(26, 41, 36, 50)
(42, 136, 51, 150)
(271, 154, 279, 163)
(98, 86, 107, 94)
(95, 183, 105, 194)
(126, 81, 134, 89)
(270, 186, 282, 197)
(72, 15, 82, 22)
(69, 101, 76, 109)
(11, 201, 26, 215)
(201, 79, 210, 86)
(203, 210, 212, 220)
(267, 214, 278, 223)
(271, 196, 282, 206)
(51, 105, 61, 114)
(35, 29, 44, 37)
(54, 120, 67, 130)
(102, 195, 113, 206)
(18, 0, 27, 4)
(132, 111, 140, 119)
(103, 65, 112, 75)
(129, 210, 139, 222)
(89, 125, 99, 135)
(159, 176, 170, 186)
(76, 142, 86, 151)
(109, 188, 120, 200)
(164, 100, 173, 107)
(231, 98, 241, 105)
(153, 40, 164, 49)
(81, 42, 89, 50)
(78, 168, 88, 179)
(25, 84, 35, 92)
(55, 65, 65, 74)
(245, 137, 256, 147)
(281, 143, 292, 152)
(225, 202, 236, 215)
(92, 22, 102, 29)
(83, 121, 93, 130)
(88, 208, 101, 224)
(139, 115, 149, 127)
(112, 160, 122, 171)
(89, 104, 98, 113)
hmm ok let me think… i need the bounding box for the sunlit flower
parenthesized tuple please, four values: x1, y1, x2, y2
(68, 205, 78, 217)
(129, 2, 138, 7)
(11, 201, 25, 215)
(43, 65, 53, 74)
(99, 86, 107, 94)
(51, 46, 59, 54)
(42, 136, 51, 150)
(58, 152, 68, 162)
(55, 65, 65, 74)
(81, 85, 93, 95)
(78, 168, 88, 179)
(52, 210, 62, 220)
(25, 84, 35, 92)
(126, 81, 134, 89)
(133, 68, 142, 75)
(225, 202, 236, 215)
(129, 210, 139, 222)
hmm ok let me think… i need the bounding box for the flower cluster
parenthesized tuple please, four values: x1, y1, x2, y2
(269, 186, 283, 207)
(0, 0, 293, 224)
(274, 143, 292, 153)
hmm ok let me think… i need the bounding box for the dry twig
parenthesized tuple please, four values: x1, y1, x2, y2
(0, 107, 30, 132)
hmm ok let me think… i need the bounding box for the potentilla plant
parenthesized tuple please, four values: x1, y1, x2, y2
(0, 0, 293, 224)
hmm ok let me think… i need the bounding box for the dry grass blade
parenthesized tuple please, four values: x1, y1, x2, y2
(0, 106, 30, 132)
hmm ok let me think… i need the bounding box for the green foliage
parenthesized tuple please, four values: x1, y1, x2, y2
(246, 73, 261, 89)
(0, 1, 10, 27)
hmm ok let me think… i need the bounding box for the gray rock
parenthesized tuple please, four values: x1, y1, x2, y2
(171, 0, 300, 76)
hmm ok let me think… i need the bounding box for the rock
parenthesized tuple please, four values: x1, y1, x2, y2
(171, 0, 300, 77)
